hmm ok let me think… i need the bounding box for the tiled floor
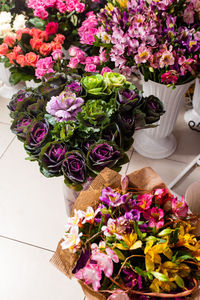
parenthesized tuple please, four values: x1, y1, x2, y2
(0, 83, 200, 300)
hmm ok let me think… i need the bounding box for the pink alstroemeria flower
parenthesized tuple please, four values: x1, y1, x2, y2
(172, 196, 188, 218)
(75, 263, 102, 291)
(107, 289, 130, 300)
(137, 194, 153, 210)
(143, 207, 165, 229)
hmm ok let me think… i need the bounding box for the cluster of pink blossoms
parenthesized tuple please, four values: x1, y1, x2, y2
(68, 45, 111, 74)
(78, 11, 98, 45)
(27, 0, 85, 19)
(88, 0, 200, 83)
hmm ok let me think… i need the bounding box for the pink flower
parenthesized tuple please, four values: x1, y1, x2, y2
(172, 196, 188, 218)
(107, 290, 130, 300)
(75, 2, 85, 12)
(183, 6, 195, 24)
(45, 22, 58, 35)
(34, 7, 48, 19)
(134, 45, 151, 64)
(75, 264, 102, 291)
(137, 194, 153, 210)
(52, 49, 62, 60)
(101, 67, 112, 75)
(92, 252, 114, 277)
(99, 50, 108, 63)
(35, 56, 55, 79)
(143, 207, 165, 229)
(85, 63, 98, 72)
(67, 57, 79, 69)
(159, 49, 175, 68)
(161, 71, 178, 84)
(68, 46, 86, 62)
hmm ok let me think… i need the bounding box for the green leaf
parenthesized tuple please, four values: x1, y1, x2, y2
(157, 228, 172, 237)
(175, 275, 185, 288)
(113, 249, 126, 261)
(28, 17, 46, 30)
(151, 271, 169, 282)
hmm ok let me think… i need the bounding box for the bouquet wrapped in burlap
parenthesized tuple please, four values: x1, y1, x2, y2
(51, 167, 200, 300)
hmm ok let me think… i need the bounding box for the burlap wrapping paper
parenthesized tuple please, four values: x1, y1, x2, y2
(50, 167, 200, 300)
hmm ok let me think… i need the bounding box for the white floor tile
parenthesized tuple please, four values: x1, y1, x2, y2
(0, 96, 12, 125)
(0, 123, 15, 157)
(169, 105, 200, 164)
(0, 138, 68, 250)
(0, 237, 84, 300)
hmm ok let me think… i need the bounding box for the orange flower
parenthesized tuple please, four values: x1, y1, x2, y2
(25, 52, 39, 67)
(51, 41, 62, 51)
(0, 43, 9, 55)
(16, 28, 31, 41)
(30, 38, 43, 51)
(40, 43, 52, 56)
(4, 36, 16, 47)
(16, 55, 27, 67)
(54, 34, 65, 44)
(13, 45, 22, 54)
(39, 31, 49, 42)
(30, 28, 42, 39)
(6, 52, 17, 64)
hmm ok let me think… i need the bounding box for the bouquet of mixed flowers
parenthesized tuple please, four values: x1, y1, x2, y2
(52, 167, 200, 300)
(71, 0, 200, 85)
(0, 26, 66, 84)
(26, 0, 106, 50)
(8, 72, 164, 191)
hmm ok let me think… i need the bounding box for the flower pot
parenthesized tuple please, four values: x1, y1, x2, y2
(63, 179, 93, 216)
(0, 62, 25, 98)
(134, 77, 194, 159)
(25, 80, 40, 89)
(184, 78, 200, 130)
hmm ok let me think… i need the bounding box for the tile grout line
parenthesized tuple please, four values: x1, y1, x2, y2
(0, 121, 11, 125)
(0, 136, 16, 159)
(0, 235, 55, 253)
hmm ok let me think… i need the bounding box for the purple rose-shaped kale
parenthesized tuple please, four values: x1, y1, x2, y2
(25, 119, 49, 156)
(66, 81, 82, 95)
(39, 141, 67, 176)
(62, 151, 87, 189)
(46, 90, 84, 122)
(87, 141, 127, 174)
(11, 113, 33, 141)
(8, 90, 31, 114)
(118, 88, 143, 110)
(144, 95, 165, 124)
(117, 111, 135, 137)
(101, 123, 122, 148)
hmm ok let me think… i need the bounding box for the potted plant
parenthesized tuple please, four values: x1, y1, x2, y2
(8, 71, 164, 214)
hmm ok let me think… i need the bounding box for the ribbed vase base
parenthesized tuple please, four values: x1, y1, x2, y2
(184, 109, 200, 127)
(134, 132, 177, 159)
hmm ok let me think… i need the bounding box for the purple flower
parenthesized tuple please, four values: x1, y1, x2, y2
(122, 268, 138, 288)
(40, 141, 67, 176)
(66, 81, 82, 95)
(118, 89, 139, 105)
(124, 209, 140, 221)
(25, 119, 49, 156)
(46, 90, 84, 122)
(62, 151, 87, 185)
(99, 187, 122, 207)
(87, 141, 123, 173)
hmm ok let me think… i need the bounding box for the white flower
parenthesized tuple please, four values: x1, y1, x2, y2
(61, 225, 82, 253)
(82, 207, 95, 224)
(0, 12, 12, 25)
(13, 14, 26, 31)
(0, 23, 12, 39)
(65, 209, 85, 231)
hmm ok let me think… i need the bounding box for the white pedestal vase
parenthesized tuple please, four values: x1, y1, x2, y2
(184, 78, 200, 129)
(63, 179, 93, 216)
(0, 62, 25, 98)
(134, 77, 193, 159)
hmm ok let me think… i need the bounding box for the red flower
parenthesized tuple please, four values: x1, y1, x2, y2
(0, 43, 9, 55)
(4, 36, 16, 47)
(6, 52, 17, 64)
(40, 43, 52, 56)
(30, 38, 43, 51)
(51, 41, 62, 51)
(45, 22, 59, 36)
